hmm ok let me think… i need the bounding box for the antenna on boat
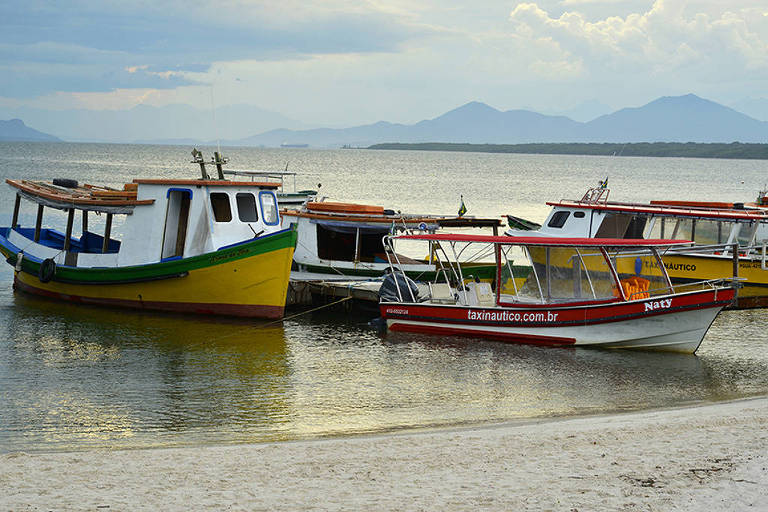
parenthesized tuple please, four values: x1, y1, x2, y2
(210, 85, 221, 156)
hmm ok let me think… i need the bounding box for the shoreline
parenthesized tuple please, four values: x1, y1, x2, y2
(1, 397, 766, 510)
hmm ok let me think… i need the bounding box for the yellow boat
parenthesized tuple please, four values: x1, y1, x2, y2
(0, 151, 296, 318)
(507, 182, 768, 308)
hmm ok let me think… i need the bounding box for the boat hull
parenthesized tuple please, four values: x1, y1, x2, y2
(2, 229, 297, 319)
(298, 261, 503, 280)
(381, 288, 734, 353)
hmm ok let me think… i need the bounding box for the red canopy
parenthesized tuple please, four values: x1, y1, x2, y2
(393, 233, 692, 247)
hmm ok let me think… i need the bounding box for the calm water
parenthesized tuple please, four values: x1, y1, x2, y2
(1, 142, 767, 453)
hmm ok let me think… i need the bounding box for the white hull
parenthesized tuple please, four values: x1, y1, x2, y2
(385, 304, 723, 353)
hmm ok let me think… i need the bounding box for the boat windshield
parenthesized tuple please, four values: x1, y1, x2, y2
(399, 238, 676, 307)
(645, 217, 757, 247)
(500, 244, 673, 304)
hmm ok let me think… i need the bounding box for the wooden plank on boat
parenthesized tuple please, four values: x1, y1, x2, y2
(306, 201, 385, 215)
(90, 190, 138, 199)
(6, 179, 155, 211)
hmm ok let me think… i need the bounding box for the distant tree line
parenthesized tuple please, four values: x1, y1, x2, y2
(367, 142, 768, 159)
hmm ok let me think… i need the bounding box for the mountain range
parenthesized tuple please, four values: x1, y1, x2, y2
(0, 119, 61, 142)
(241, 95, 767, 147)
(1, 94, 766, 146)
(0, 104, 308, 144)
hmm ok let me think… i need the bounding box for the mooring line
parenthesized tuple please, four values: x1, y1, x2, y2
(257, 295, 354, 328)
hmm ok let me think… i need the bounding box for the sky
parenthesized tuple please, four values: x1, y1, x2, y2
(1, 0, 767, 126)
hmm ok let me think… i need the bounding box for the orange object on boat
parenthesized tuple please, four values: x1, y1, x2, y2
(650, 200, 735, 209)
(306, 201, 385, 215)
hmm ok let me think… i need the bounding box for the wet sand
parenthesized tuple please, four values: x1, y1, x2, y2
(1, 397, 766, 511)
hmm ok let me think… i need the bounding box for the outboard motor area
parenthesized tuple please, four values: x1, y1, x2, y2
(379, 271, 421, 302)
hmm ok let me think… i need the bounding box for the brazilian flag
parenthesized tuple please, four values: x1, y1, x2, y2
(458, 195, 467, 217)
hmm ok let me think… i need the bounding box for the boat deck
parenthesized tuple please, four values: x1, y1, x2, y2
(7, 179, 155, 212)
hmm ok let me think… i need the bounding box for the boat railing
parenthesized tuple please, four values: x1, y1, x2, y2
(578, 186, 610, 204)
(223, 170, 293, 191)
(666, 277, 742, 297)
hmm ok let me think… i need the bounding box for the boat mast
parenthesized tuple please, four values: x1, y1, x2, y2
(192, 148, 209, 180)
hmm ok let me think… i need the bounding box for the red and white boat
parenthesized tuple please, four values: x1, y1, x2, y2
(379, 234, 737, 353)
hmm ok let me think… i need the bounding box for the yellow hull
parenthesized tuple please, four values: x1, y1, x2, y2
(14, 245, 295, 318)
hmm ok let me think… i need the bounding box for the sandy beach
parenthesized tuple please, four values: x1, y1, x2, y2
(1, 397, 766, 511)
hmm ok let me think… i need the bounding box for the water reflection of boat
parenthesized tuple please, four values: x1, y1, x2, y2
(380, 233, 736, 353)
(507, 182, 768, 308)
(0, 151, 296, 318)
(10, 291, 289, 360)
(5, 292, 292, 441)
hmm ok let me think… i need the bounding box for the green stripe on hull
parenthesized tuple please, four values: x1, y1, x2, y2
(302, 262, 530, 280)
(4, 229, 297, 285)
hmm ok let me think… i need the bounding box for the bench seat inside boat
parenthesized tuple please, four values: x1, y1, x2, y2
(11, 227, 121, 253)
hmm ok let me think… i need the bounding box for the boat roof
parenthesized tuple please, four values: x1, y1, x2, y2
(547, 199, 768, 221)
(394, 233, 693, 247)
(283, 201, 503, 227)
(133, 179, 280, 189)
(222, 170, 297, 178)
(7, 179, 154, 214)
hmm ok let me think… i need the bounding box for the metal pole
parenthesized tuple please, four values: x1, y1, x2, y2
(82, 210, 88, 234)
(601, 247, 626, 300)
(102, 213, 113, 253)
(732, 243, 739, 280)
(354, 228, 360, 263)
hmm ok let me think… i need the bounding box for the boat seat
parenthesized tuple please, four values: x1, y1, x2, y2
(429, 282, 455, 304)
(473, 282, 495, 305)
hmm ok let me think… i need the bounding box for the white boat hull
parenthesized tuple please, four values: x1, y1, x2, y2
(382, 289, 732, 354)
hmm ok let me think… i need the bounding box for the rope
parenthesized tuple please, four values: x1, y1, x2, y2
(257, 295, 354, 328)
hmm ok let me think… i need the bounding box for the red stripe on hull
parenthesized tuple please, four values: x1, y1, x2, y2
(381, 288, 735, 329)
(388, 322, 576, 346)
(13, 278, 285, 319)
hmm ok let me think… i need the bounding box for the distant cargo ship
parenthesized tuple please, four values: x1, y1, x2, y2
(280, 143, 309, 148)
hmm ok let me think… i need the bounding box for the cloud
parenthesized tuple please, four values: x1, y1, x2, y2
(2, 0, 768, 125)
(0, 1, 431, 98)
(508, 0, 768, 79)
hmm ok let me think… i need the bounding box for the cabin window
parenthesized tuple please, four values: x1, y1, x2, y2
(594, 213, 632, 238)
(573, 211, 585, 218)
(547, 211, 570, 228)
(737, 221, 756, 246)
(518, 246, 616, 302)
(672, 218, 693, 240)
(210, 193, 232, 222)
(316, 224, 392, 263)
(645, 217, 666, 239)
(624, 216, 647, 239)
(259, 191, 279, 225)
(693, 220, 723, 245)
(236, 193, 259, 222)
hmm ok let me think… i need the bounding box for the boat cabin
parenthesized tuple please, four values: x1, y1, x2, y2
(3, 173, 283, 269)
(515, 186, 768, 253)
(281, 201, 503, 278)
